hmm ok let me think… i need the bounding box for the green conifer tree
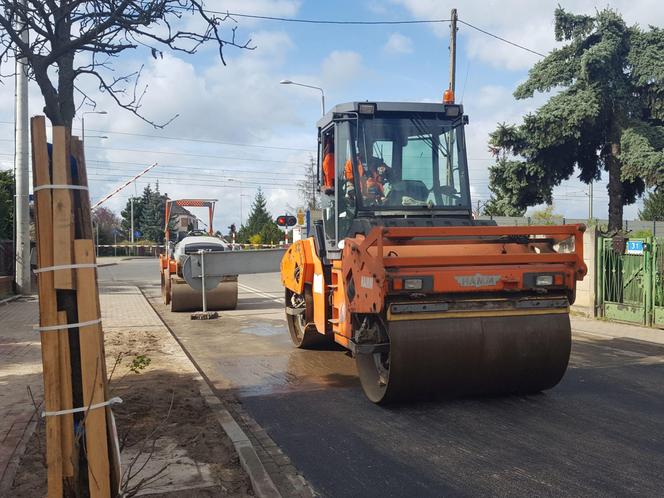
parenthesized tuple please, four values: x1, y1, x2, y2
(639, 190, 664, 221)
(487, 8, 664, 230)
(237, 188, 283, 244)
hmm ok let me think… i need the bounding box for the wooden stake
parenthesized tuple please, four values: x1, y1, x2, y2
(31, 116, 64, 497)
(57, 310, 75, 479)
(52, 126, 75, 289)
(74, 239, 111, 498)
(71, 139, 121, 495)
(71, 137, 93, 239)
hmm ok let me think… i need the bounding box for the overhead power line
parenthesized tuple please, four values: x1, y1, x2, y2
(456, 20, 546, 58)
(80, 128, 314, 152)
(223, 11, 451, 25)
(214, 11, 544, 58)
(0, 121, 315, 153)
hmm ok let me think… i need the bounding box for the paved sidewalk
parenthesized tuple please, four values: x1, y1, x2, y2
(0, 296, 41, 492)
(572, 315, 664, 345)
(4, 287, 257, 496)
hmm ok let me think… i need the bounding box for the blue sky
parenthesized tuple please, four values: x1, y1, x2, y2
(1, 0, 661, 230)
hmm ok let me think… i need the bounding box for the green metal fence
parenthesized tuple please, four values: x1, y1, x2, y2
(654, 241, 664, 327)
(597, 236, 663, 328)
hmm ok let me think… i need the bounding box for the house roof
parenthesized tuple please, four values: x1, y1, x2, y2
(170, 204, 194, 217)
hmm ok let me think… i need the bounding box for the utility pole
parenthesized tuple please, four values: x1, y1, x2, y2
(588, 181, 593, 220)
(130, 197, 135, 256)
(14, 0, 30, 294)
(449, 8, 458, 94)
(445, 8, 458, 187)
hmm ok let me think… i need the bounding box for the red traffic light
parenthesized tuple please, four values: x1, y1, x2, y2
(276, 215, 297, 227)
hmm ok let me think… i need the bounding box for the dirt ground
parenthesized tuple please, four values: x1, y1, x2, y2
(10, 326, 253, 497)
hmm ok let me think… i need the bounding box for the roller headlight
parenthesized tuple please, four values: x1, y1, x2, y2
(535, 275, 554, 286)
(404, 278, 423, 290)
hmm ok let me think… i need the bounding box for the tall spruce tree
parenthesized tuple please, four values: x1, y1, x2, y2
(237, 188, 283, 244)
(120, 194, 144, 238)
(486, 8, 664, 230)
(140, 182, 167, 243)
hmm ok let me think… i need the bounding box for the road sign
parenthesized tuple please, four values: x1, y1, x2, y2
(134, 230, 142, 238)
(297, 209, 305, 226)
(626, 240, 644, 255)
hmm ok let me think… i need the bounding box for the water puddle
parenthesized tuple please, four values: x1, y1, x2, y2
(238, 322, 284, 337)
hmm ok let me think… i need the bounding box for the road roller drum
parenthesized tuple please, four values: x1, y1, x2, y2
(169, 275, 238, 312)
(355, 312, 571, 403)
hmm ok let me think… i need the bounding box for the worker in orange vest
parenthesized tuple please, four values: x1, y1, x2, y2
(321, 136, 335, 194)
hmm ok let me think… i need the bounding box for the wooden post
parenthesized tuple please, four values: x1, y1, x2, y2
(74, 239, 111, 498)
(31, 116, 64, 497)
(71, 140, 121, 494)
(57, 310, 75, 479)
(71, 137, 93, 239)
(52, 126, 76, 289)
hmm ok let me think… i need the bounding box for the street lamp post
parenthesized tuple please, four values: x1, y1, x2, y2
(81, 110, 107, 142)
(279, 80, 326, 116)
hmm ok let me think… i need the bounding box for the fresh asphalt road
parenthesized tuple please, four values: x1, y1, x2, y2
(103, 258, 664, 497)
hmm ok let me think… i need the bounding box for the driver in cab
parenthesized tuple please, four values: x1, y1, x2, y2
(344, 155, 392, 206)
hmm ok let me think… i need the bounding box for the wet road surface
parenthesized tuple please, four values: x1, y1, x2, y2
(121, 260, 664, 497)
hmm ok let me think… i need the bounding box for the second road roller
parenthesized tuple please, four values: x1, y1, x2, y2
(160, 199, 238, 312)
(280, 99, 587, 403)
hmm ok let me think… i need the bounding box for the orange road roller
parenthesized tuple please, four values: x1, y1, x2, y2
(160, 199, 238, 312)
(280, 101, 587, 403)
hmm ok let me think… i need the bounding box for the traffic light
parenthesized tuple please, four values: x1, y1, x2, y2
(276, 215, 297, 227)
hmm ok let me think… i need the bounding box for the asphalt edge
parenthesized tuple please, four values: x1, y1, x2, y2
(137, 286, 282, 498)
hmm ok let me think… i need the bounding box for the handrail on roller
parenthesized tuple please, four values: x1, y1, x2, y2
(356, 225, 587, 279)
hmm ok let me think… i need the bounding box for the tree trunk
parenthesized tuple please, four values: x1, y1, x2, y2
(607, 142, 624, 232)
(57, 53, 76, 129)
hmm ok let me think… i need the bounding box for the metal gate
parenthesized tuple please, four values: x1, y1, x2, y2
(597, 237, 663, 328)
(654, 241, 664, 327)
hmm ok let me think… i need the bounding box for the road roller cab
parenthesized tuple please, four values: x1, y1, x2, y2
(280, 101, 587, 403)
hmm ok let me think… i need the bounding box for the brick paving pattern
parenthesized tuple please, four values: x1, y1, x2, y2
(0, 297, 42, 489)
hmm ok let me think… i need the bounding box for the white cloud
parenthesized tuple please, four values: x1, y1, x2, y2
(383, 33, 414, 54)
(320, 50, 365, 90)
(392, 0, 664, 70)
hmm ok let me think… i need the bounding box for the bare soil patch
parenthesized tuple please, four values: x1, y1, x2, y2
(10, 326, 252, 497)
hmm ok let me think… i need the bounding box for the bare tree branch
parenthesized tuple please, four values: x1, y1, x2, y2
(0, 0, 252, 127)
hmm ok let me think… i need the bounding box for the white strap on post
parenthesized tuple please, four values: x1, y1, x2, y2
(33, 184, 88, 192)
(34, 318, 102, 332)
(34, 263, 97, 274)
(41, 397, 123, 418)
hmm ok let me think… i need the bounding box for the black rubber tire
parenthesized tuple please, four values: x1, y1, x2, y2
(285, 287, 327, 349)
(162, 271, 171, 305)
(356, 348, 392, 404)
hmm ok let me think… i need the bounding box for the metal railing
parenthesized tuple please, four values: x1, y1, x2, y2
(596, 236, 664, 328)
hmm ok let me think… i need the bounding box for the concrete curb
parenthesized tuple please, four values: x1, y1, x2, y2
(197, 378, 281, 498)
(0, 294, 20, 305)
(97, 262, 118, 268)
(137, 287, 282, 498)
